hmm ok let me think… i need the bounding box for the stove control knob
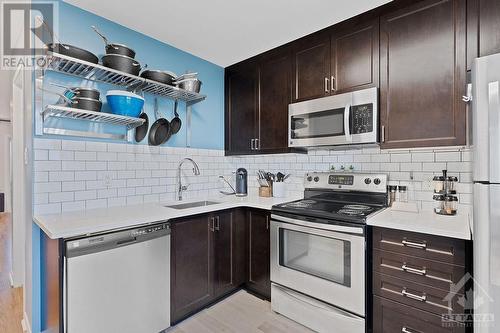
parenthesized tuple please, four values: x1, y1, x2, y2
(314, 176, 320, 182)
(307, 176, 313, 182)
(364, 178, 372, 185)
(373, 178, 381, 185)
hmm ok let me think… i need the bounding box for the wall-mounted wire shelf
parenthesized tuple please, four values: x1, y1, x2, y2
(40, 104, 146, 141)
(41, 52, 206, 104)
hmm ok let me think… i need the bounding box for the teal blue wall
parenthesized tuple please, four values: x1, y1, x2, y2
(33, 2, 225, 331)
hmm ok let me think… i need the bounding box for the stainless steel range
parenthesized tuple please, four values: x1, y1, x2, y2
(270, 172, 388, 333)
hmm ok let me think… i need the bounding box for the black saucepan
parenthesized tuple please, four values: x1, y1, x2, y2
(148, 98, 171, 146)
(140, 70, 176, 85)
(72, 97, 102, 112)
(49, 83, 101, 100)
(102, 54, 141, 76)
(170, 100, 182, 134)
(92, 26, 136, 58)
(46, 43, 99, 64)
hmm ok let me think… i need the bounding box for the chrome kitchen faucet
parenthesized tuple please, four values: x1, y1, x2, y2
(176, 158, 201, 201)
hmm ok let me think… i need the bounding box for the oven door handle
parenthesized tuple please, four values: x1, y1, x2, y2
(344, 104, 352, 142)
(271, 214, 364, 235)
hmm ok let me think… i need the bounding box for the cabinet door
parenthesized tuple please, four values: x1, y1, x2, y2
(213, 211, 235, 297)
(380, 0, 466, 148)
(479, 0, 500, 57)
(247, 210, 271, 299)
(258, 49, 292, 152)
(292, 34, 331, 102)
(331, 18, 379, 94)
(171, 215, 213, 323)
(225, 63, 258, 154)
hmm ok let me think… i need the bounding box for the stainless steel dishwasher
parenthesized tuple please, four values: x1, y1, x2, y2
(64, 222, 170, 333)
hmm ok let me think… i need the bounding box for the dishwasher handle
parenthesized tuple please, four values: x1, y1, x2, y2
(66, 222, 170, 258)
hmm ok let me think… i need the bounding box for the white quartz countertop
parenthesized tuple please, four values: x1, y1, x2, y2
(367, 205, 472, 240)
(33, 195, 302, 239)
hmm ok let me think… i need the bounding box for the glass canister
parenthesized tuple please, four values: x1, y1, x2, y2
(446, 176, 458, 193)
(388, 185, 397, 206)
(433, 194, 445, 211)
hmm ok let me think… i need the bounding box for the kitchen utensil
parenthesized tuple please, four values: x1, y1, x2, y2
(140, 70, 177, 85)
(276, 172, 285, 182)
(92, 25, 136, 58)
(148, 98, 171, 146)
(283, 174, 291, 181)
(235, 168, 248, 197)
(170, 100, 182, 134)
(106, 90, 144, 117)
(134, 111, 149, 142)
(175, 78, 202, 93)
(102, 54, 141, 76)
(49, 83, 100, 100)
(72, 97, 102, 112)
(36, 16, 99, 64)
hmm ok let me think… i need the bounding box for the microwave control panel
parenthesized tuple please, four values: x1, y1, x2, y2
(351, 103, 373, 134)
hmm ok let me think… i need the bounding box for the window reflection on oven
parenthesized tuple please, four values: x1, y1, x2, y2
(279, 228, 351, 287)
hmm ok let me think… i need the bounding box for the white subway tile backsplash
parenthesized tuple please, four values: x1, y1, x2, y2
(33, 139, 473, 215)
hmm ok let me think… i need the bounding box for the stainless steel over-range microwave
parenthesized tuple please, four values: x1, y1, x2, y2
(288, 87, 378, 148)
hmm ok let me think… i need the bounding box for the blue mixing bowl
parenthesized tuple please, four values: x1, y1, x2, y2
(106, 90, 145, 118)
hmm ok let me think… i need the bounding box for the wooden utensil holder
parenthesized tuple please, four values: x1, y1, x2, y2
(259, 186, 273, 197)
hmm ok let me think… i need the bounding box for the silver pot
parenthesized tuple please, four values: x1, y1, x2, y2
(176, 78, 202, 93)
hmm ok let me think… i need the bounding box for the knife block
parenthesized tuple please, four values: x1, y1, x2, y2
(259, 186, 273, 197)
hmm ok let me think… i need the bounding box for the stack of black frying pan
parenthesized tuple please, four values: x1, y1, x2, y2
(49, 83, 102, 112)
(135, 98, 182, 146)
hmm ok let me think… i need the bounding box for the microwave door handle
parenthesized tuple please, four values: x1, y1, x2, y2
(344, 104, 352, 142)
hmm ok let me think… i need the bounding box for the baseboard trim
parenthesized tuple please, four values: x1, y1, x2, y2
(21, 312, 31, 333)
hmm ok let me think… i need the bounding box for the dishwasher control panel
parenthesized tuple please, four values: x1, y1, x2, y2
(132, 223, 170, 237)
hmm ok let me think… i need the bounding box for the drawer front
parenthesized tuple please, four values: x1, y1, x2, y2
(373, 295, 466, 333)
(372, 227, 465, 265)
(373, 272, 464, 316)
(373, 249, 466, 292)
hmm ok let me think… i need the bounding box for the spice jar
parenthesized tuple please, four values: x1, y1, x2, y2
(433, 194, 445, 211)
(444, 195, 458, 215)
(398, 186, 408, 202)
(446, 176, 458, 193)
(433, 175, 446, 193)
(388, 185, 397, 206)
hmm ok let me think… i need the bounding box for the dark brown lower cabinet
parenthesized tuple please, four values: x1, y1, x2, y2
(373, 296, 465, 333)
(171, 214, 214, 323)
(171, 210, 247, 323)
(246, 209, 271, 299)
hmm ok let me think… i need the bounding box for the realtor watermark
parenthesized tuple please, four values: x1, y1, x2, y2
(442, 273, 494, 328)
(1, 1, 58, 70)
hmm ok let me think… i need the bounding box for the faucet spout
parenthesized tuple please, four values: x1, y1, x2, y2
(177, 158, 201, 201)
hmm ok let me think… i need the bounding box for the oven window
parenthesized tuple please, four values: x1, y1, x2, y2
(291, 108, 345, 139)
(279, 228, 351, 287)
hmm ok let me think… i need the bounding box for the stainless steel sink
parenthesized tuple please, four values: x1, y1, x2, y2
(165, 200, 221, 210)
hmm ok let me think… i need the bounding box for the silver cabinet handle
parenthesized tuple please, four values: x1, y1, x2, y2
(401, 327, 419, 333)
(331, 76, 336, 92)
(210, 217, 215, 232)
(266, 216, 269, 230)
(381, 125, 385, 143)
(215, 216, 220, 231)
(402, 239, 427, 250)
(401, 288, 426, 302)
(324, 77, 329, 93)
(402, 263, 427, 276)
(250, 138, 255, 150)
(255, 138, 260, 150)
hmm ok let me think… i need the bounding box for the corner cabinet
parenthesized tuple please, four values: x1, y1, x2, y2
(380, 0, 467, 149)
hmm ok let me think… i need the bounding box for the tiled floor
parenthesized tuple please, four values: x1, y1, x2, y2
(0, 213, 23, 333)
(169, 290, 313, 333)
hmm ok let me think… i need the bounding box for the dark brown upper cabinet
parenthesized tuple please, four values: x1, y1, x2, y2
(292, 33, 331, 102)
(258, 49, 292, 153)
(380, 0, 467, 149)
(331, 18, 379, 94)
(467, 0, 500, 69)
(225, 62, 258, 155)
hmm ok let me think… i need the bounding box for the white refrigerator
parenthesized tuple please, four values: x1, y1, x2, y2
(472, 53, 500, 332)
